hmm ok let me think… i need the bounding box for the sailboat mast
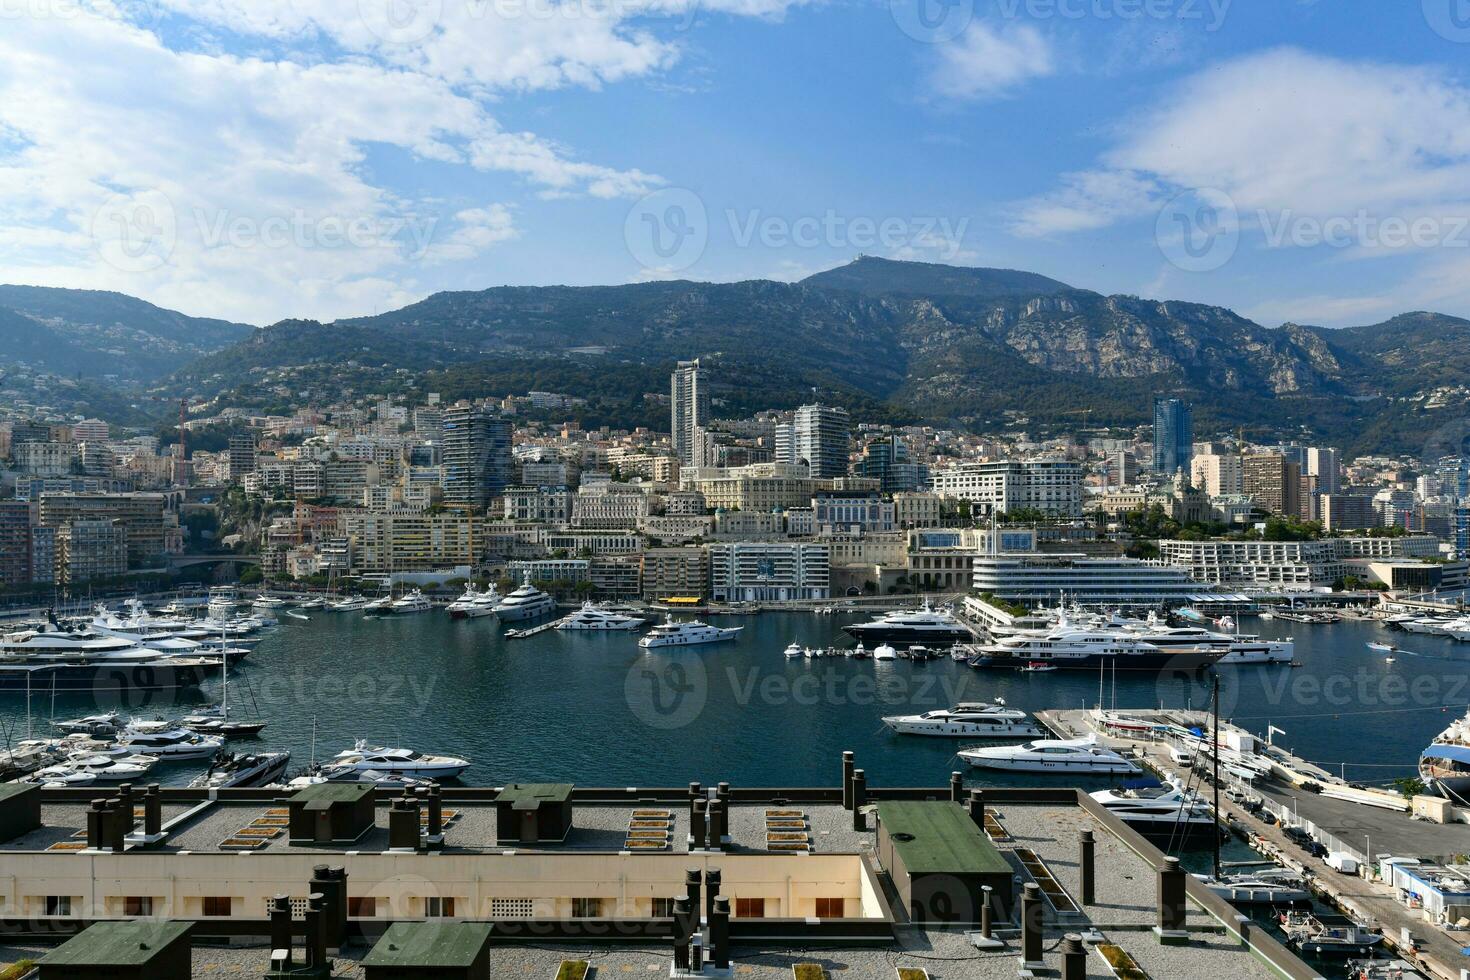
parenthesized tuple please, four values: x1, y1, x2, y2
(1212, 671, 1222, 880)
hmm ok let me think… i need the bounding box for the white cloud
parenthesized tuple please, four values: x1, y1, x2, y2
(927, 22, 1055, 101)
(1009, 47, 1470, 322)
(0, 0, 808, 323)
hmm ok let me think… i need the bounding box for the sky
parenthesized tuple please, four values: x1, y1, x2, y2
(3, 1, 1470, 328)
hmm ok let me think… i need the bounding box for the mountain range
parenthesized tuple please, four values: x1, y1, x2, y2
(3, 258, 1468, 457)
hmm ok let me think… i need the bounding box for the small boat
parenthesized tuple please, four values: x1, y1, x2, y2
(285, 609, 310, 621)
(1348, 958, 1427, 979)
(905, 645, 937, 662)
(1366, 642, 1397, 653)
(783, 642, 803, 659)
(872, 643, 897, 662)
(1278, 910, 1382, 957)
(1018, 661, 1057, 673)
(850, 643, 870, 660)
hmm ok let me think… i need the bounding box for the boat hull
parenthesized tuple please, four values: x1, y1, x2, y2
(843, 625, 972, 644)
(0, 661, 212, 691)
(969, 650, 1222, 671)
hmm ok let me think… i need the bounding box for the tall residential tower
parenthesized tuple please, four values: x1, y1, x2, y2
(671, 360, 710, 467)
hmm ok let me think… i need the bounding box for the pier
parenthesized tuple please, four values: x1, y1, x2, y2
(1038, 708, 1470, 979)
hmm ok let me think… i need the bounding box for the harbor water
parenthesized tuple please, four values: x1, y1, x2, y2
(1, 609, 1467, 792)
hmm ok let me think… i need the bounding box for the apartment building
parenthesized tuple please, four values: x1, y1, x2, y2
(708, 542, 830, 602)
(929, 460, 1083, 518)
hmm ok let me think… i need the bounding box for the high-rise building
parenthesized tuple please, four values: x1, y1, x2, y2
(1191, 453, 1243, 497)
(776, 404, 850, 479)
(671, 360, 710, 466)
(227, 433, 258, 481)
(441, 404, 514, 509)
(1321, 492, 1377, 532)
(1455, 506, 1469, 559)
(1152, 397, 1193, 476)
(854, 435, 928, 493)
(38, 493, 169, 568)
(1242, 453, 1301, 518)
(0, 501, 31, 588)
(55, 519, 128, 584)
(1305, 447, 1341, 496)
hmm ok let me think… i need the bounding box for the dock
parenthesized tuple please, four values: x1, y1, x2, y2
(504, 620, 561, 640)
(1038, 708, 1470, 980)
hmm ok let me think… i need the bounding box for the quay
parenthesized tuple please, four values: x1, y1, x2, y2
(1040, 707, 1470, 980)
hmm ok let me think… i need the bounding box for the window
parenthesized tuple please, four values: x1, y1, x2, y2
(571, 898, 604, 918)
(814, 898, 844, 918)
(734, 898, 765, 919)
(202, 897, 232, 917)
(123, 897, 153, 917)
(347, 897, 376, 918)
(44, 896, 72, 916)
(651, 897, 675, 918)
(425, 897, 456, 918)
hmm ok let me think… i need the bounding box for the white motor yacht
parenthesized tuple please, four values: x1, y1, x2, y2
(843, 601, 973, 644)
(495, 576, 557, 623)
(54, 711, 126, 736)
(638, 617, 742, 648)
(115, 726, 225, 760)
(190, 750, 292, 789)
(959, 735, 1141, 774)
(872, 643, 898, 662)
(783, 642, 803, 659)
(28, 754, 155, 784)
(389, 590, 434, 615)
(362, 596, 396, 614)
(329, 741, 470, 779)
(970, 628, 1222, 671)
(328, 596, 370, 612)
(882, 701, 1040, 738)
(251, 595, 287, 611)
(1090, 778, 1220, 840)
(446, 585, 502, 620)
(557, 602, 644, 631)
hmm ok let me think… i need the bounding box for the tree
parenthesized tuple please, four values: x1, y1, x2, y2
(239, 565, 263, 585)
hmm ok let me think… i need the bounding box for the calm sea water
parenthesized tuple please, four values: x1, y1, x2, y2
(4, 608, 1467, 792)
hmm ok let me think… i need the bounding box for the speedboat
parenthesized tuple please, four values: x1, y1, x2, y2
(638, 617, 742, 649)
(329, 741, 470, 779)
(495, 576, 557, 622)
(872, 643, 898, 662)
(557, 602, 644, 631)
(843, 601, 972, 644)
(959, 735, 1141, 774)
(850, 643, 870, 660)
(28, 754, 155, 784)
(1017, 661, 1057, 673)
(1090, 778, 1221, 841)
(882, 701, 1040, 738)
(1367, 642, 1397, 653)
(1419, 708, 1470, 804)
(190, 750, 292, 789)
(115, 726, 225, 760)
(783, 642, 803, 659)
(54, 712, 125, 736)
(285, 766, 436, 791)
(390, 590, 433, 615)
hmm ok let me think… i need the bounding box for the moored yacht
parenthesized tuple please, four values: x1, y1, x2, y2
(843, 602, 972, 645)
(969, 627, 1222, 671)
(959, 735, 1141, 774)
(494, 576, 557, 623)
(1195, 867, 1310, 906)
(190, 750, 292, 789)
(328, 595, 370, 612)
(115, 726, 224, 760)
(1090, 778, 1221, 841)
(447, 585, 501, 620)
(556, 602, 644, 631)
(389, 590, 434, 615)
(1419, 707, 1470, 804)
(882, 701, 1040, 738)
(638, 617, 742, 649)
(329, 741, 470, 779)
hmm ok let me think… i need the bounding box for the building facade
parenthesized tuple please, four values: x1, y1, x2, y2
(670, 360, 710, 467)
(1152, 398, 1193, 476)
(442, 405, 514, 509)
(930, 460, 1083, 518)
(708, 542, 830, 602)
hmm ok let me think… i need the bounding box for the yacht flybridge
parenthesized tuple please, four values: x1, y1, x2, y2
(638, 617, 743, 648)
(959, 735, 1141, 774)
(447, 584, 501, 620)
(843, 602, 972, 645)
(969, 627, 1224, 671)
(1089, 778, 1222, 841)
(881, 701, 1041, 738)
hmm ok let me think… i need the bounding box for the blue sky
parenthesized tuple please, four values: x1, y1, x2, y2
(3, 1, 1470, 328)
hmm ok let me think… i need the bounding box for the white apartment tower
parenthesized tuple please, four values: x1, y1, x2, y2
(671, 360, 710, 467)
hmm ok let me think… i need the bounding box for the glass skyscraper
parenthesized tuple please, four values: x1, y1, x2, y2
(1152, 397, 1194, 477)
